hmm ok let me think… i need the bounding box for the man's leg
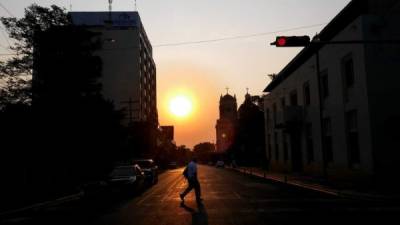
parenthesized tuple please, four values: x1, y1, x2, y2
(180, 180, 194, 201)
(194, 179, 202, 202)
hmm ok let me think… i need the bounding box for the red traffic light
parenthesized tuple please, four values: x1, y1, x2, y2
(271, 36, 310, 47)
(277, 37, 287, 46)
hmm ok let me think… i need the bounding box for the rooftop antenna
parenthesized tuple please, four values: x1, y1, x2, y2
(69, 1, 72, 11)
(108, 0, 113, 22)
(225, 87, 230, 95)
(134, 0, 137, 11)
(246, 87, 249, 94)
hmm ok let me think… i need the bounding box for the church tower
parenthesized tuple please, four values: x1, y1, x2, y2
(215, 92, 238, 152)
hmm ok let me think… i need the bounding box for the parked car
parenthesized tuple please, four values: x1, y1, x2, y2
(81, 180, 108, 199)
(132, 159, 158, 184)
(107, 165, 145, 193)
(216, 160, 225, 168)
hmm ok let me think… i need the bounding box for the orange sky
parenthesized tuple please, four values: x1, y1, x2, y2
(0, 0, 352, 149)
(157, 63, 221, 148)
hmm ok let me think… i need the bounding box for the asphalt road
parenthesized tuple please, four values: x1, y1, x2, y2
(2, 165, 400, 225)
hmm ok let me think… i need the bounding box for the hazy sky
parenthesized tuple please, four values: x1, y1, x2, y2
(0, 0, 351, 148)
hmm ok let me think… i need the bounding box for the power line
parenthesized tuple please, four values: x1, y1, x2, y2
(0, 23, 327, 54)
(0, 2, 15, 17)
(0, 28, 12, 48)
(0, 3, 15, 52)
(153, 23, 327, 47)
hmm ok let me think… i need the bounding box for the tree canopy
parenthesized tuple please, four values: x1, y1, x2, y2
(0, 4, 70, 105)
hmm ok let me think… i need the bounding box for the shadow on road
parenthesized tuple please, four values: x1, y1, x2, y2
(180, 202, 208, 225)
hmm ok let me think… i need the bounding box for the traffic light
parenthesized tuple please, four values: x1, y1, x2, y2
(271, 36, 311, 47)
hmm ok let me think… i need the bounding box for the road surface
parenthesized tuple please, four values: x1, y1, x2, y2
(2, 165, 399, 225)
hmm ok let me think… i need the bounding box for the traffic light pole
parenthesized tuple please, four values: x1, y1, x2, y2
(313, 40, 400, 45)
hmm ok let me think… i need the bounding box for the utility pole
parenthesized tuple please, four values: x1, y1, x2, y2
(313, 35, 327, 178)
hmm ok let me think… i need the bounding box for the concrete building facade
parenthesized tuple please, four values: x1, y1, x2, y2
(263, 0, 400, 184)
(70, 12, 158, 126)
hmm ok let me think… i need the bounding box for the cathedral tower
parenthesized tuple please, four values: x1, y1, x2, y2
(215, 93, 237, 152)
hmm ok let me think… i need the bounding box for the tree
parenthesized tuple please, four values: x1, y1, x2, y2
(0, 4, 128, 209)
(233, 94, 266, 166)
(26, 14, 125, 184)
(0, 4, 69, 106)
(193, 142, 216, 155)
(193, 142, 216, 163)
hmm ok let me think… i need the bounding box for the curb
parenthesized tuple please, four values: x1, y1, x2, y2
(0, 191, 84, 218)
(228, 167, 397, 201)
(229, 167, 339, 197)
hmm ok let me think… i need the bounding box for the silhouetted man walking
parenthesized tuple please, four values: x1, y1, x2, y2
(180, 157, 202, 205)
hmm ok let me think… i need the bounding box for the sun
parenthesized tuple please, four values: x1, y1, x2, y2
(169, 95, 193, 118)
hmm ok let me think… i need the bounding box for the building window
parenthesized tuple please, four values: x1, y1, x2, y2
(323, 118, 333, 163)
(320, 70, 329, 99)
(290, 91, 298, 106)
(283, 133, 288, 162)
(303, 82, 311, 106)
(342, 55, 355, 88)
(274, 132, 279, 161)
(346, 110, 360, 166)
(305, 123, 314, 163)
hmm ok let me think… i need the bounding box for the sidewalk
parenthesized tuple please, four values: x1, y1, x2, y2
(229, 166, 400, 202)
(0, 191, 84, 219)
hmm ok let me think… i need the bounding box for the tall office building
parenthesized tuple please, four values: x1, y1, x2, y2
(69, 11, 158, 126)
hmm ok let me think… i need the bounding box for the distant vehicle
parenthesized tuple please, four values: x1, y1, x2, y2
(108, 165, 145, 192)
(231, 160, 238, 168)
(168, 161, 177, 169)
(216, 160, 225, 168)
(132, 159, 158, 184)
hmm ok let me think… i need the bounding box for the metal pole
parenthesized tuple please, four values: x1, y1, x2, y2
(313, 40, 400, 45)
(108, 0, 113, 22)
(315, 49, 327, 178)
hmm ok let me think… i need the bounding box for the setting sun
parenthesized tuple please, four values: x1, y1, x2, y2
(169, 95, 193, 118)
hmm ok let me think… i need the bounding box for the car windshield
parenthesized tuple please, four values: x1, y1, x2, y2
(110, 167, 134, 177)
